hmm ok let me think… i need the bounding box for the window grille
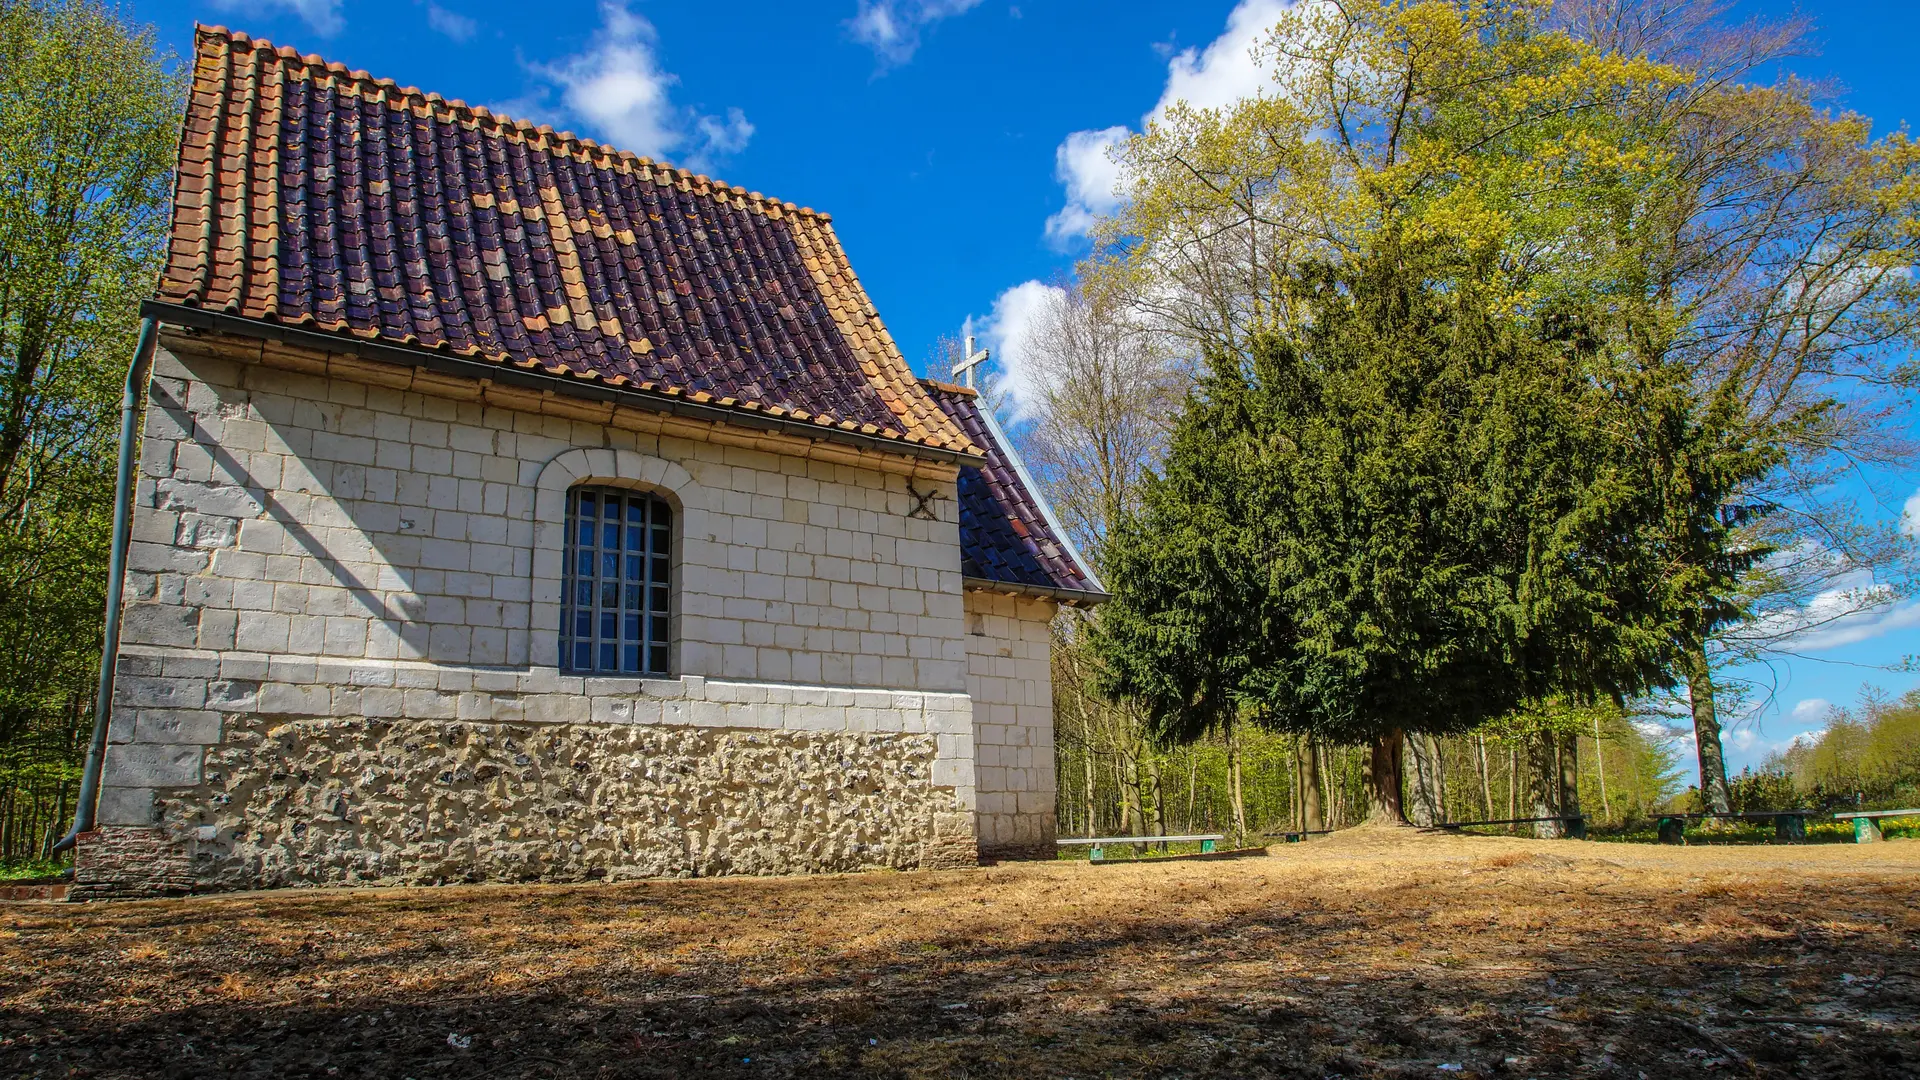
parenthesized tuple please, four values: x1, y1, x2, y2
(562, 486, 672, 675)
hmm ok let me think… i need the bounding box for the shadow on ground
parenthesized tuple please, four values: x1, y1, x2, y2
(4, 829, 1917, 1078)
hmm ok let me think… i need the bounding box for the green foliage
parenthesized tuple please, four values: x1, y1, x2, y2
(1763, 689, 1920, 811)
(0, 854, 69, 881)
(0, 0, 181, 858)
(1092, 248, 1680, 751)
(1095, 0, 1920, 816)
(1725, 768, 1802, 813)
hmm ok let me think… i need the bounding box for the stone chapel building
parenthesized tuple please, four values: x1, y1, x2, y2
(77, 27, 1104, 897)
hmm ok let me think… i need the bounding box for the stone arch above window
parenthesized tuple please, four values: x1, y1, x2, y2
(530, 449, 703, 671)
(532, 448, 703, 519)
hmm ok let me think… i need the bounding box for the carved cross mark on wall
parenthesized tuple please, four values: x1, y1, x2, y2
(906, 481, 941, 521)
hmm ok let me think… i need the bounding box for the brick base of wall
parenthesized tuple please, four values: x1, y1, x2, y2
(978, 841, 1054, 862)
(922, 811, 981, 869)
(0, 883, 69, 902)
(72, 827, 195, 900)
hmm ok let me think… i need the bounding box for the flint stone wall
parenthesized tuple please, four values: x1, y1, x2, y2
(167, 719, 959, 889)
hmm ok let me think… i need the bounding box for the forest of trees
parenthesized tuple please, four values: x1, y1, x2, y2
(0, 1, 179, 863)
(1734, 689, 1920, 813)
(982, 0, 1919, 840)
(1055, 654, 1687, 840)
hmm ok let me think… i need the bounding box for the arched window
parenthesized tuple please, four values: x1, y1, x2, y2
(563, 486, 672, 675)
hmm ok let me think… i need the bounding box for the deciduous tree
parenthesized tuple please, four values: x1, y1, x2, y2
(0, 0, 179, 859)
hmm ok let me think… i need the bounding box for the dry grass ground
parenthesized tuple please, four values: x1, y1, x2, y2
(3, 827, 1917, 1079)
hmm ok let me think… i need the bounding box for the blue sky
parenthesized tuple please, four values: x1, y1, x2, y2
(129, 0, 1919, 776)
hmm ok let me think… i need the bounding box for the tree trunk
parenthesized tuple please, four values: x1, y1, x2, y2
(1175, 749, 1190, 834)
(1529, 731, 1563, 838)
(1475, 736, 1494, 820)
(1323, 743, 1341, 827)
(1143, 754, 1166, 849)
(1365, 729, 1407, 824)
(1082, 750, 1097, 838)
(1403, 731, 1445, 826)
(1289, 742, 1302, 832)
(1559, 731, 1583, 836)
(1122, 754, 1146, 838)
(1591, 713, 1612, 823)
(1507, 745, 1519, 821)
(1226, 725, 1249, 841)
(1301, 736, 1324, 832)
(1684, 641, 1733, 814)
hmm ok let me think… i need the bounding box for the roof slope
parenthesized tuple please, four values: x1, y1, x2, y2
(921, 381, 1106, 604)
(158, 26, 978, 458)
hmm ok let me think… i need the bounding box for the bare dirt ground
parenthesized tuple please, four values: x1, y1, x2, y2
(3, 828, 1917, 1079)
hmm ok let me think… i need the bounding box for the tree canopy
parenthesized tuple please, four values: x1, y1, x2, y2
(1093, 244, 1699, 818)
(1082, 0, 1920, 819)
(0, 0, 179, 860)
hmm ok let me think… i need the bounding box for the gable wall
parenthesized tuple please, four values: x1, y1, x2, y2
(86, 337, 984, 891)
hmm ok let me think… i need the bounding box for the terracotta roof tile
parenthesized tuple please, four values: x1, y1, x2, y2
(920, 381, 1103, 599)
(159, 26, 981, 459)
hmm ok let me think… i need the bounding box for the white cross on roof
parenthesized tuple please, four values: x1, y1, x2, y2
(952, 333, 989, 389)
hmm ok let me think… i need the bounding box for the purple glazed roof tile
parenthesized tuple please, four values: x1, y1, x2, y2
(159, 26, 980, 459)
(921, 380, 1104, 603)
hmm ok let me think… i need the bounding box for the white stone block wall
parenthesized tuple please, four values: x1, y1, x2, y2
(965, 590, 1059, 856)
(90, 336, 984, 885)
(125, 344, 968, 686)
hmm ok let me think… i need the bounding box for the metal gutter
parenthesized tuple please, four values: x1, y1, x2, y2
(53, 317, 160, 854)
(962, 575, 1110, 608)
(139, 300, 984, 469)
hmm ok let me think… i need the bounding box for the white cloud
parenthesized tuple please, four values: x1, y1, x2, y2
(514, 2, 753, 172)
(1151, 0, 1294, 120)
(1042, 127, 1129, 248)
(214, 0, 342, 35)
(963, 280, 1066, 422)
(847, 0, 985, 69)
(1785, 598, 1920, 651)
(1044, 0, 1295, 247)
(425, 2, 478, 42)
(1745, 563, 1914, 652)
(1790, 697, 1832, 723)
(1903, 486, 1920, 537)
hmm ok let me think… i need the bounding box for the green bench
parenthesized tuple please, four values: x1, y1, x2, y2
(1832, 809, 1920, 844)
(1654, 811, 1812, 844)
(1262, 829, 1335, 843)
(1056, 834, 1225, 862)
(1439, 815, 1588, 840)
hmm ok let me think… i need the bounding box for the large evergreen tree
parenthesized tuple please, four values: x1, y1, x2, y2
(1093, 249, 1685, 821)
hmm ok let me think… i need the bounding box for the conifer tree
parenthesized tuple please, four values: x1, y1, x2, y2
(1093, 248, 1685, 821)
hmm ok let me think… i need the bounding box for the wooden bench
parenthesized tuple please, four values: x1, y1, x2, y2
(1262, 829, 1334, 844)
(1440, 815, 1588, 840)
(1056, 834, 1226, 862)
(1831, 809, 1920, 844)
(1655, 811, 1815, 844)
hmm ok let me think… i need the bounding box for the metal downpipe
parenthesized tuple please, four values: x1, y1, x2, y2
(52, 316, 159, 854)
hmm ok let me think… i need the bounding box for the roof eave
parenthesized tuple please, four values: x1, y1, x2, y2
(963, 575, 1110, 608)
(143, 300, 985, 469)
